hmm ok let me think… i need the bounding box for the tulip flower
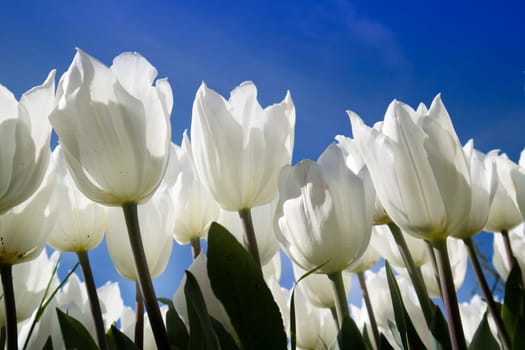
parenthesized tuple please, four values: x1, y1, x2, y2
(191, 81, 295, 211)
(350, 95, 471, 349)
(162, 133, 220, 258)
(0, 70, 55, 214)
(275, 143, 373, 274)
(293, 288, 338, 350)
(449, 140, 496, 239)
(48, 146, 107, 252)
(484, 153, 522, 234)
(0, 161, 56, 266)
(191, 81, 295, 265)
(335, 135, 388, 224)
(484, 152, 523, 281)
(350, 96, 471, 241)
(274, 142, 373, 326)
(106, 191, 174, 281)
(49, 49, 172, 206)
(50, 49, 173, 347)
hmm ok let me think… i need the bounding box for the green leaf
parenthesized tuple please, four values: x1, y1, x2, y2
(379, 333, 395, 350)
(42, 336, 54, 350)
(385, 261, 426, 350)
(184, 271, 221, 350)
(207, 222, 287, 350)
(56, 308, 98, 350)
(468, 312, 499, 350)
(430, 305, 452, 350)
(211, 317, 240, 350)
(501, 259, 525, 344)
(158, 297, 189, 349)
(328, 316, 366, 350)
(106, 325, 138, 350)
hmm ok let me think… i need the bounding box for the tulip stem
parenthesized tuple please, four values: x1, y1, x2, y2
(464, 238, 511, 349)
(432, 239, 467, 350)
(387, 223, 434, 326)
(327, 270, 350, 327)
(135, 282, 144, 350)
(0, 264, 16, 350)
(77, 250, 108, 350)
(122, 203, 169, 349)
(357, 271, 381, 349)
(190, 238, 201, 260)
(0, 327, 5, 350)
(238, 208, 261, 267)
(500, 230, 514, 272)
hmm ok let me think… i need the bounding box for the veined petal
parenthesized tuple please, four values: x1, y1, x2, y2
(50, 49, 170, 205)
(111, 52, 158, 99)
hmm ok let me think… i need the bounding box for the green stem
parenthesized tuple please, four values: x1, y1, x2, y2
(77, 251, 108, 350)
(464, 238, 511, 349)
(190, 237, 201, 260)
(358, 271, 381, 349)
(135, 282, 144, 350)
(327, 270, 350, 326)
(238, 208, 261, 267)
(500, 229, 514, 272)
(0, 264, 17, 350)
(432, 239, 467, 350)
(387, 223, 434, 326)
(0, 327, 5, 350)
(122, 203, 169, 349)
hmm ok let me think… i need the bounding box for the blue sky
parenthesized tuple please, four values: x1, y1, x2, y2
(1, 0, 524, 308)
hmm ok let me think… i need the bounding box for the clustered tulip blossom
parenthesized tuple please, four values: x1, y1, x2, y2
(0, 47, 523, 350)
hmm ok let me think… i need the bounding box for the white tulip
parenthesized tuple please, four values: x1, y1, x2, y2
(48, 146, 107, 252)
(191, 81, 295, 211)
(484, 153, 523, 233)
(50, 49, 172, 205)
(162, 133, 220, 245)
(350, 95, 472, 241)
(293, 288, 338, 350)
(0, 70, 55, 213)
(274, 143, 374, 274)
(452, 140, 497, 238)
(0, 160, 56, 264)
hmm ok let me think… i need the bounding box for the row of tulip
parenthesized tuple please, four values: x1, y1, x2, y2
(0, 48, 524, 349)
